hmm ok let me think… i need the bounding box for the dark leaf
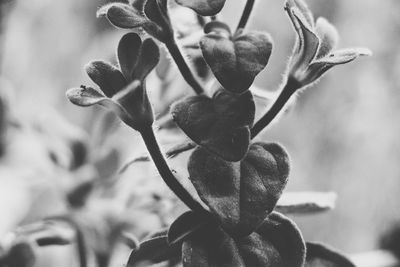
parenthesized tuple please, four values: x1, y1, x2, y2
(171, 89, 255, 162)
(188, 142, 290, 236)
(201, 21, 273, 94)
(168, 211, 214, 245)
(305, 242, 355, 267)
(175, 0, 226, 16)
(135, 38, 161, 81)
(257, 212, 306, 266)
(127, 229, 181, 266)
(118, 33, 142, 81)
(117, 33, 160, 82)
(182, 212, 305, 267)
(85, 61, 126, 97)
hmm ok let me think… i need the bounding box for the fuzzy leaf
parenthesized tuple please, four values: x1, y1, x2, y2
(305, 48, 371, 84)
(98, 3, 148, 29)
(175, 0, 226, 16)
(66, 84, 151, 131)
(85, 61, 126, 97)
(291, 9, 320, 69)
(127, 229, 181, 266)
(285, 0, 314, 28)
(168, 211, 214, 245)
(182, 212, 305, 267)
(188, 143, 290, 236)
(201, 22, 273, 94)
(66, 86, 126, 119)
(171, 89, 255, 162)
(276, 192, 337, 215)
(66, 86, 109, 107)
(306, 242, 355, 267)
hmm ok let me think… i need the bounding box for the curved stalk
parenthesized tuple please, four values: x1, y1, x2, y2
(251, 77, 301, 138)
(165, 40, 205, 95)
(140, 125, 206, 213)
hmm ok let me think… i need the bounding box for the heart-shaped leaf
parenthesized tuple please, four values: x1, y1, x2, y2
(305, 242, 355, 267)
(175, 0, 226, 16)
(188, 142, 290, 237)
(127, 229, 181, 266)
(276, 192, 337, 215)
(117, 33, 161, 82)
(182, 212, 305, 267)
(168, 211, 215, 245)
(200, 21, 273, 94)
(171, 89, 255, 162)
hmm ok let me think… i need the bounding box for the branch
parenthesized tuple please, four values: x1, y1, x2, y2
(251, 77, 301, 139)
(236, 0, 256, 31)
(140, 126, 206, 213)
(165, 40, 205, 95)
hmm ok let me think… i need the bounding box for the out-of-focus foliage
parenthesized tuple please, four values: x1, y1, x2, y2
(0, 1, 399, 267)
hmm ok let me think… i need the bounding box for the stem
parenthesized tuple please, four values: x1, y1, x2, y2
(140, 125, 206, 213)
(251, 77, 301, 138)
(236, 0, 256, 31)
(165, 40, 205, 95)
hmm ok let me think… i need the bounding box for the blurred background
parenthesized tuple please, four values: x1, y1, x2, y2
(1, 0, 400, 266)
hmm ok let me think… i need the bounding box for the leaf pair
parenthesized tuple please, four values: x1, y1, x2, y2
(171, 88, 255, 162)
(128, 211, 305, 267)
(181, 212, 306, 267)
(188, 142, 290, 237)
(127, 212, 355, 267)
(201, 21, 273, 94)
(285, 0, 371, 87)
(66, 33, 159, 131)
(98, 0, 173, 42)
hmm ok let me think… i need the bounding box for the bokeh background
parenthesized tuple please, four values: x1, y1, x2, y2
(1, 0, 400, 265)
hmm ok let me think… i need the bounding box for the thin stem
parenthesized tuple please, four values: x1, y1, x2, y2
(140, 125, 206, 213)
(49, 216, 88, 267)
(251, 77, 301, 139)
(165, 40, 205, 95)
(236, 0, 256, 31)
